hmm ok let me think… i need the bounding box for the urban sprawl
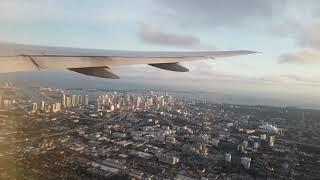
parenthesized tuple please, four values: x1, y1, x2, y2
(0, 81, 319, 179)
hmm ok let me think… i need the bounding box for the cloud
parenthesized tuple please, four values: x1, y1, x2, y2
(155, 0, 320, 40)
(301, 22, 320, 48)
(138, 23, 214, 49)
(278, 21, 320, 64)
(258, 74, 320, 86)
(156, 0, 282, 27)
(279, 48, 320, 64)
(0, 0, 68, 23)
(0, 0, 150, 25)
(273, 1, 320, 65)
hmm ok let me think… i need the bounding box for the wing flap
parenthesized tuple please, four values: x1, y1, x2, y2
(68, 67, 119, 79)
(149, 62, 189, 72)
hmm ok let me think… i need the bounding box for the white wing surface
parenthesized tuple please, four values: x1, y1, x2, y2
(0, 42, 257, 78)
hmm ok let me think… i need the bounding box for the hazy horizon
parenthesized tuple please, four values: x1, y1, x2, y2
(1, 70, 319, 109)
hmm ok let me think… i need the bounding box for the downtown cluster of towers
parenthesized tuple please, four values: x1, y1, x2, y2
(61, 94, 89, 108)
(31, 101, 62, 113)
(31, 91, 173, 113)
(31, 93, 89, 113)
(96, 91, 173, 111)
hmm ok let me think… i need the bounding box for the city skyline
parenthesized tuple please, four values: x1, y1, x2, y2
(1, 71, 320, 110)
(0, 81, 319, 179)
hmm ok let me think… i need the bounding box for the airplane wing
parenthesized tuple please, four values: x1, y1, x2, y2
(0, 42, 257, 79)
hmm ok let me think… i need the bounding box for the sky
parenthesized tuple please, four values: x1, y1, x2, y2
(1, 0, 320, 108)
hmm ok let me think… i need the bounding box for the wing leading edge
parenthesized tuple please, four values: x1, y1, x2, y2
(0, 42, 257, 78)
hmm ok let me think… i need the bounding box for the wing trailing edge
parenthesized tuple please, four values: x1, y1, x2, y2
(149, 62, 189, 72)
(68, 67, 119, 79)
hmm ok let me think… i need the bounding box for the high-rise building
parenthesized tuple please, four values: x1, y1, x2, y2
(199, 144, 208, 155)
(61, 94, 66, 108)
(146, 97, 153, 107)
(260, 134, 267, 140)
(71, 95, 77, 107)
(52, 103, 61, 113)
(52, 103, 56, 112)
(167, 95, 173, 104)
(237, 144, 244, 152)
(136, 96, 142, 108)
(32, 103, 38, 113)
(84, 95, 89, 105)
(56, 103, 61, 112)
(110, 105, 115, 112)
(259, 124, 279, 134)
(78, 95, 83, 105)
(243, 140, 248, 149)
(45, 104, 51, 113)
(40, 101, 45, 111)
(66, 96, 72, 108)
(269, 136, 275, 147)
(225, 153, 232, 162)
(126, 95, 131, 105)
(241, 157, 251, 169)
(160, 98, 165, 107)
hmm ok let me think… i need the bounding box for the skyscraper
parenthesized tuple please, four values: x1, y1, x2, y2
(225, 153, 232, 162)
(61, 94, 66, 108)
(32, 103, 38, 113)
(241, 157, 251, 169)
(136, 96, 142, 108)
(78, 95, 83, 105)
(147, 97, 153, 107)
(243, 140, 248, 149)
(40, 101, 45, 111)
(160, 98, 165, 107)
(269, 136, 275, 147)
(52, 103, 61, 113)
(84, 95, 89, 106)
(45, 104, 51, 113)
(71, 95, 77, 107)
(66, 96, 71, 108)
(110, 105, 115, 112)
